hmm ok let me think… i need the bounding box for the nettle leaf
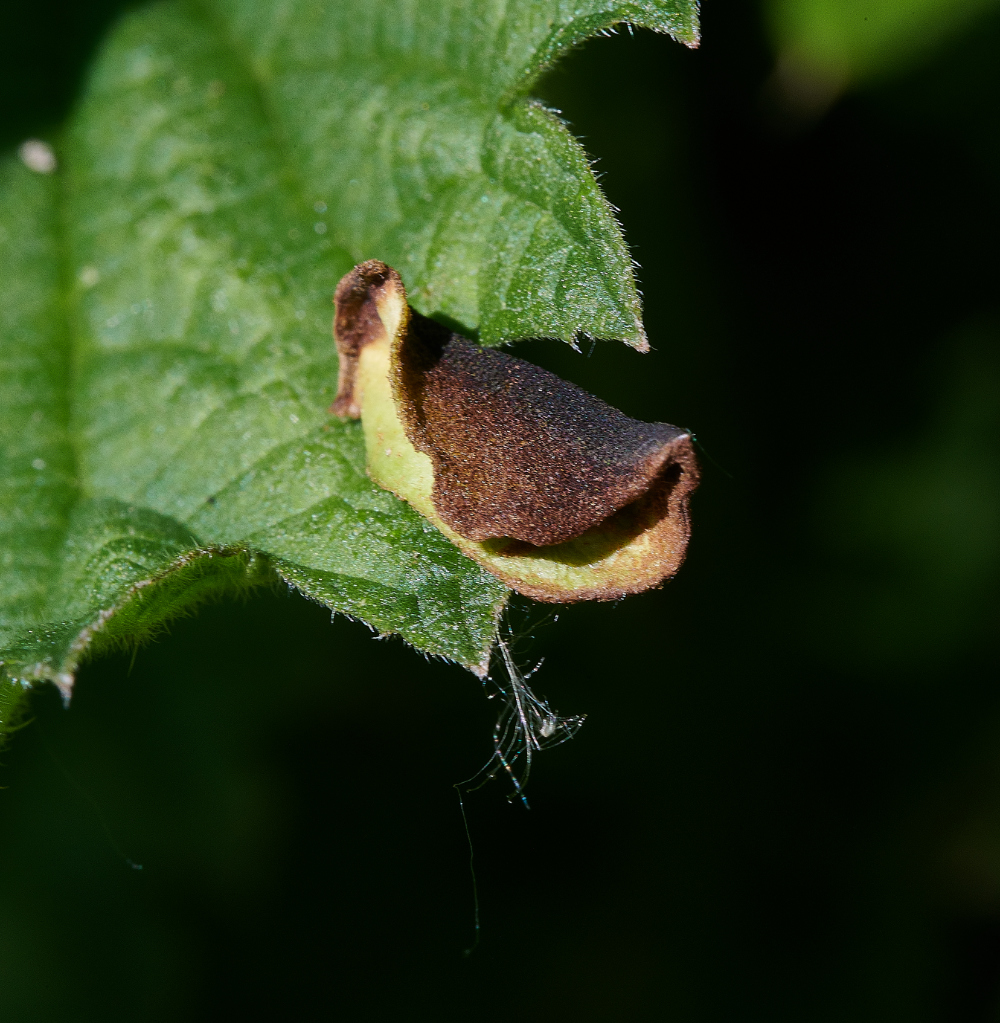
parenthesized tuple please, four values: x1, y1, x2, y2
(0, 0, 698, 733)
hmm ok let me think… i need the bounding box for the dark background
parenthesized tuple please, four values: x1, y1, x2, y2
(2, 1, 999, 1019)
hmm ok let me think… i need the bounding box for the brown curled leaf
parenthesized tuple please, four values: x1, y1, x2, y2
(331, 261, 401, 419)
(331, 260, 699, 602)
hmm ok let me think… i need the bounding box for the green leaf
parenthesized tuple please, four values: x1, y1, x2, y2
(0, 0, 698, 733)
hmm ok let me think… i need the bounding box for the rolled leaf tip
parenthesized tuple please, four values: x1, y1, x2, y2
(332, 261, 699, 602)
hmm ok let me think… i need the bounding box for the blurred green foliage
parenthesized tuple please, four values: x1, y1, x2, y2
(813, 325, 1000, 668)
(0, 0, 999, 1020)
(765, 0, 1000, 100)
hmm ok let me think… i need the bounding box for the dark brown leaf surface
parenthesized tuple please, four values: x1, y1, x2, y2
(397, 311, 696, 546)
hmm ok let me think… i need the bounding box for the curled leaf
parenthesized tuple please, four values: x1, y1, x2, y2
(333, 261, 699, 602)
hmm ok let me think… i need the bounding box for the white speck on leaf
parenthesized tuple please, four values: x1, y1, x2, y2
(18, 140, 56, 174)
(79, 265, 100, 288)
